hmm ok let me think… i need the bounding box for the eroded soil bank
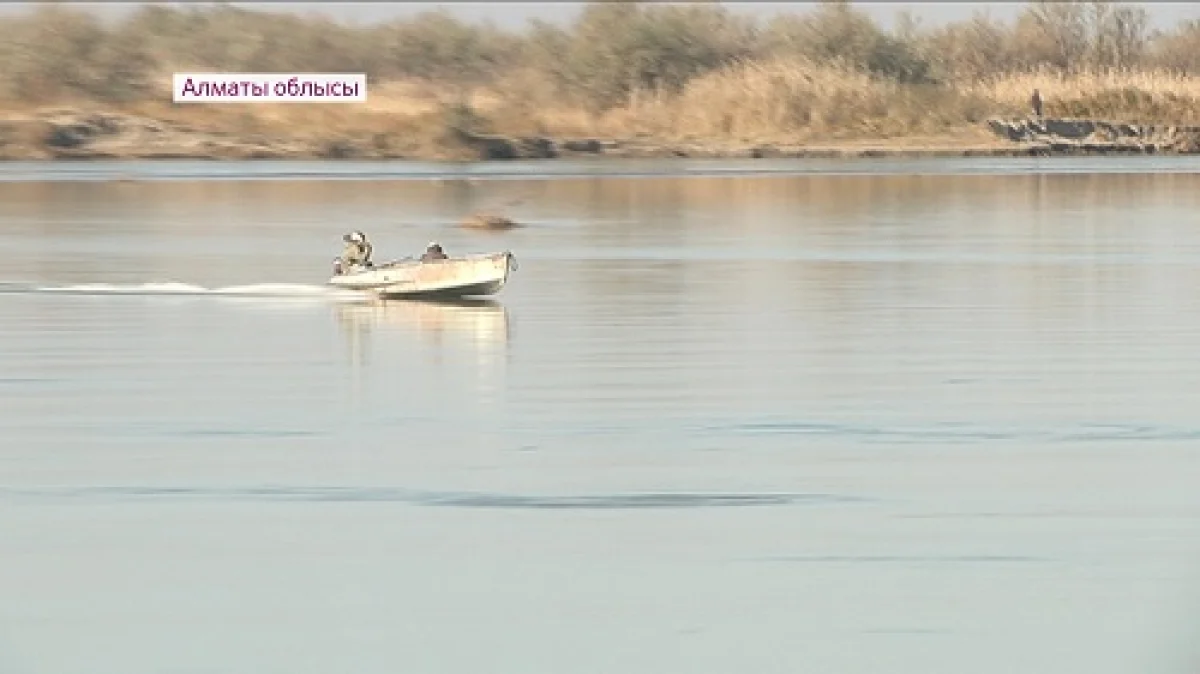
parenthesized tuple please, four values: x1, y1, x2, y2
(2, 109, 1197, 161)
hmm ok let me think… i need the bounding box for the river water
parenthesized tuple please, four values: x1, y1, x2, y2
(1, 157, 1199, 674)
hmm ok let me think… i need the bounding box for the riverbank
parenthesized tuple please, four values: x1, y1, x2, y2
(3, 3, 1200, 163)
(2, 107, 1198, 161)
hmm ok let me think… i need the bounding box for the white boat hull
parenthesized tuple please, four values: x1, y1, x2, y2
(328, 251, 516, 299)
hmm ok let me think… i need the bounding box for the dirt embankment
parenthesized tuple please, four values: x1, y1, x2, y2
(0, 110, 312, 160)
(985, 117, 1200, 155)
(1, 109, 1198, 161)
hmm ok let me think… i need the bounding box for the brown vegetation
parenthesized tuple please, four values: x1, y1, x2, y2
(461, 213, 521, 231)
(0, 0, 1198, 159)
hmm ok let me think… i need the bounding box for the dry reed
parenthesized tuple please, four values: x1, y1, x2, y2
(2, 1, 1198, 155)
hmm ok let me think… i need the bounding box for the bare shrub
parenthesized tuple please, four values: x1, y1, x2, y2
(0, 0, 1195, 147)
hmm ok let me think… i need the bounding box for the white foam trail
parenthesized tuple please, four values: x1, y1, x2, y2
(4, 281, 370, 302)
(44, 282, 209, 295)
(208, 283, 367, 299)
(0, 281, 40, 293)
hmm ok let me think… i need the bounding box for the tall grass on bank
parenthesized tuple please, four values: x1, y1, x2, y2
(130, 62, 1199, 153)
(0, 0, 1198, 147)
(965, 69, 1200, 124)
(491, 61, 1200, 142)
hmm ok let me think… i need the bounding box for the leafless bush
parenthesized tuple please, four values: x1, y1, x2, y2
(0, 0, 1196, 140)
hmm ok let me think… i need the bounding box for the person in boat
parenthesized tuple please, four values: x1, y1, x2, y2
(420, 241, 448, 262)
(339, 231, 373, 270)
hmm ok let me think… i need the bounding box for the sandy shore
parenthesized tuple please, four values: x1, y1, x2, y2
(1, 109, 1197, 161)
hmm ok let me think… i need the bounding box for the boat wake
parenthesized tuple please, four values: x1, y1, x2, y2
(0, 280, 370, 301)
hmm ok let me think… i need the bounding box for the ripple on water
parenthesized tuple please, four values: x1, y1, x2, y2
(701, 420, 1200, 444)
(756, 554, 1047, 564)
(0, 486, 872, 509)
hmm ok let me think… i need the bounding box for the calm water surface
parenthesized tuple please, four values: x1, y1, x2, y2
(2, 158, 1200, 674)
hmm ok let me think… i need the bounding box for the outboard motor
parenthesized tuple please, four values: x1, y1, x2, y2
(332, 258, 344, 276)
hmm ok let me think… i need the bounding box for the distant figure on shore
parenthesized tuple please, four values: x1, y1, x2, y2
(1031, 89, 1043, 119)
(421, 241, 449, 262)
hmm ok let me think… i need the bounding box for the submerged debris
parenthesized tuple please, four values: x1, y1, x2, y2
(460, 213, 520, 230)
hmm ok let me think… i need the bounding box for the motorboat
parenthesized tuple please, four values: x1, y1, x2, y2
(328, 250, 517, 299)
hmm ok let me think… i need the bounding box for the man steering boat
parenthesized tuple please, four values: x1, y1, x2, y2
(333, 230, 373, 275)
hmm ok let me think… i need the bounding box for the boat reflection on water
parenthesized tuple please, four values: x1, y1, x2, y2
(335, 297, 510, 345)
(334, 297, 511, 377)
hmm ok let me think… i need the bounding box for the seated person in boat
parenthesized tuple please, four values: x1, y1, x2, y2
(337, 231, 373, 271)
(421, 241, 449, 262)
